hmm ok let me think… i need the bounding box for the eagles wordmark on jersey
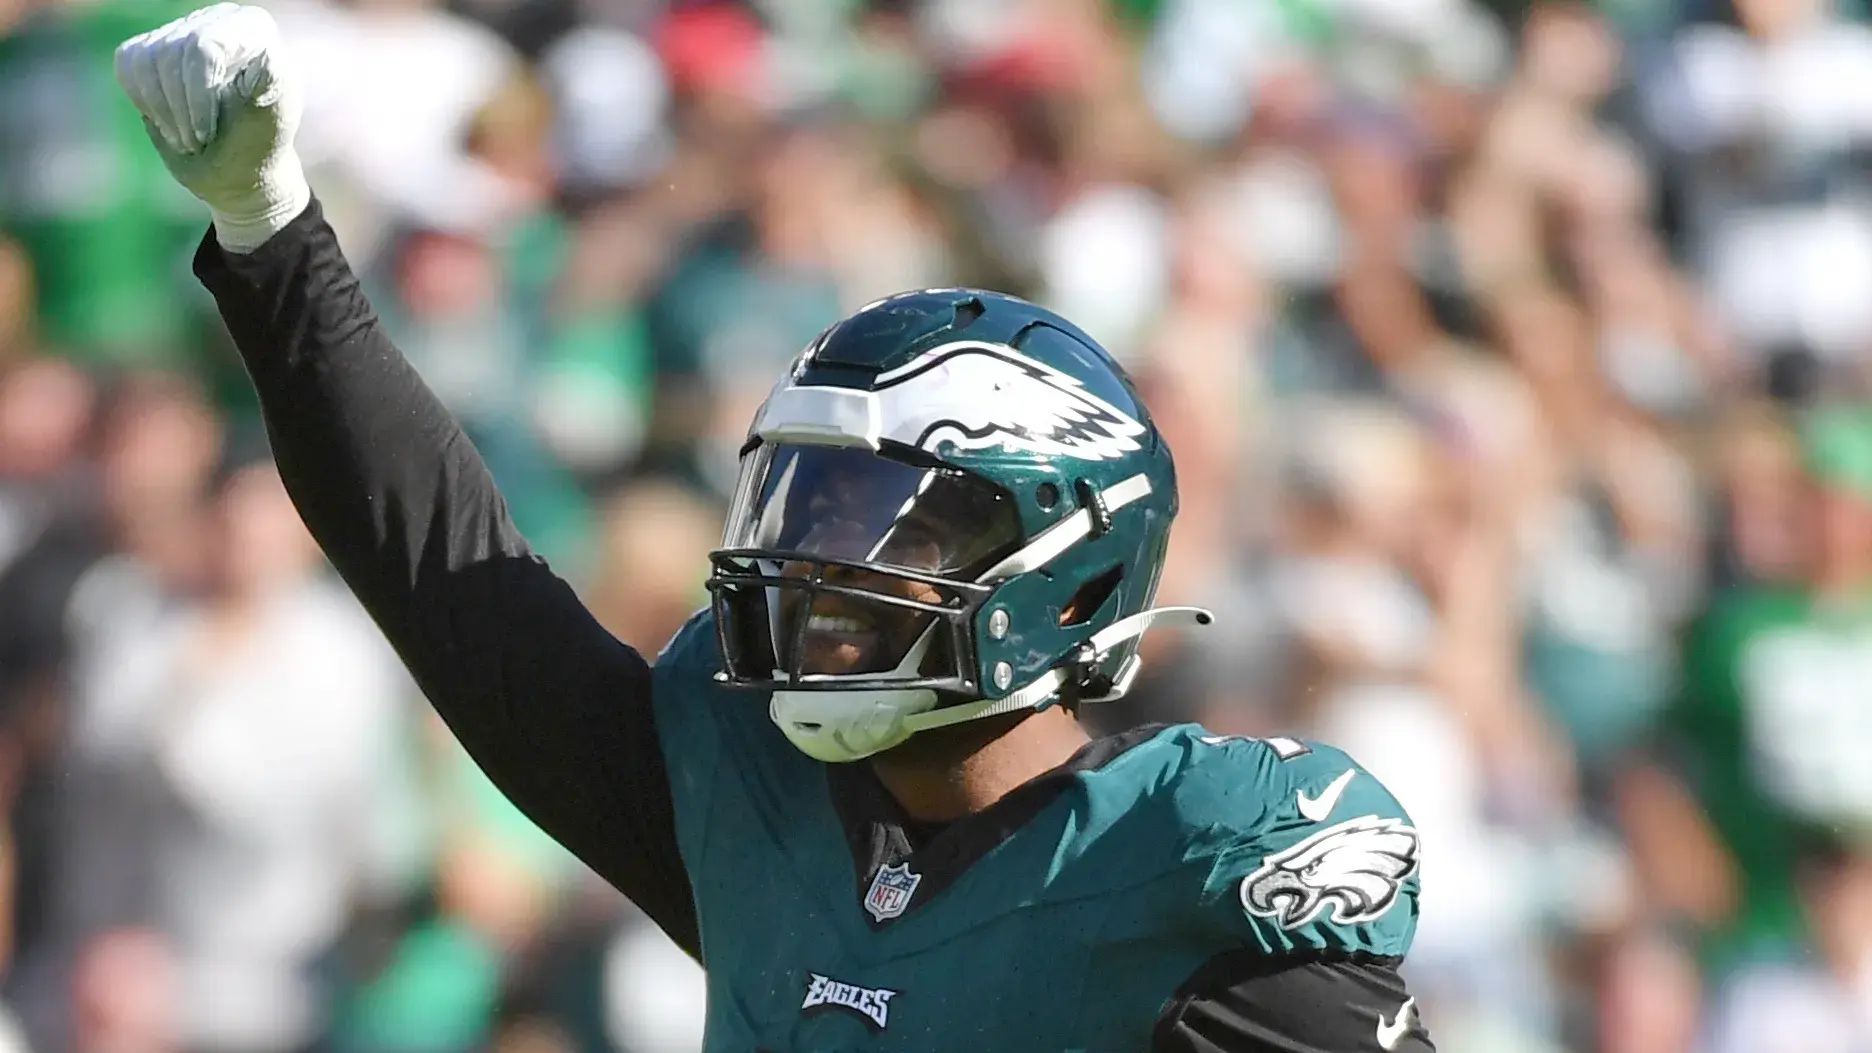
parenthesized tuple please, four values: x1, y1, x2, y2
(802, 974, 900, 1031)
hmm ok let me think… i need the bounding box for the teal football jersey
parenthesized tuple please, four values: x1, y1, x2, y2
(653, 613, 1425, 1052)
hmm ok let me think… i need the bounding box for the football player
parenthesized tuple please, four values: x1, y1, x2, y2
(115, 7, 1436, 1050)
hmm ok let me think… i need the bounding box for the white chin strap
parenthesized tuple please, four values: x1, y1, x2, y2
(770, 606, 1212, 763)
(770, 624, 940, 764)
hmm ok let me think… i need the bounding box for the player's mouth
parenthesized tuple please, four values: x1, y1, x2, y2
(807, 614, 872, 635)
(775, 567, 947, 678)
(802, 612, 882, 674)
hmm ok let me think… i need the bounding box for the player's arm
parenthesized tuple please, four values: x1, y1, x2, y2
(113, 5, 697, 955)
(1153, 952, 1432, 1052)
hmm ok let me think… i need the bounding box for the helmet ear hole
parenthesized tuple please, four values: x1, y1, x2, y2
(1060, 565, 1125, 627)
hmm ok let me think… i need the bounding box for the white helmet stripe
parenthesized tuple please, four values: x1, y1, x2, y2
(978, 472, 1153, 580)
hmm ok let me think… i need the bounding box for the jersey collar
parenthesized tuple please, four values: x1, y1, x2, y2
(827, 723, 1169, 928)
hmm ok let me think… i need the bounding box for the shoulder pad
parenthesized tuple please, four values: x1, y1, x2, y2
(1174, 731, 1423, 958)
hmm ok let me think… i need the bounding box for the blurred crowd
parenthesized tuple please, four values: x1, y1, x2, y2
(3, 0, 1872, 1050)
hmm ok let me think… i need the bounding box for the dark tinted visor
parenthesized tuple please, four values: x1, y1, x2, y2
(713, 443, 1022, 684)
(723, 443, 1023, 577)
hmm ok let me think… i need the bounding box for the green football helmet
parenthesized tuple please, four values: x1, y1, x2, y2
(706, 288, 1209, 763)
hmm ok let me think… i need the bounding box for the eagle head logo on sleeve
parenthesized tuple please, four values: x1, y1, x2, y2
(871, 341, 1147, 461)
(1239, 816, 1421, 930)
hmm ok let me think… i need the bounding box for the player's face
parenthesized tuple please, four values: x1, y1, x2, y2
(780, 521, 948, 677)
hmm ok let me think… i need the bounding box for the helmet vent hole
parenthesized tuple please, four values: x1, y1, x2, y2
(1060, 565, 1124, 627)
(1035, 482, 1060, 510)
(1074, 478, 1112, 537)
(953, 297, 985, 330)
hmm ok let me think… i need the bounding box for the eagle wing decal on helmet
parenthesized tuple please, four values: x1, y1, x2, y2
(871, 341, 1146, 461)
(1239, 816, 1421, 930)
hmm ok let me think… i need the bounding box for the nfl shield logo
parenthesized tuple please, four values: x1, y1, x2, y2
(863, 862, 922, 922)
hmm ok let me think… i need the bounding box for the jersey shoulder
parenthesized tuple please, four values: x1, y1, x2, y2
(648, 608, 727, 806)
(1115, 726, 1424, 959)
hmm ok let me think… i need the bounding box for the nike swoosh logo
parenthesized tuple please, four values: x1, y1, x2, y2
(1377, 997, 1416, 1050)
(1296, 769, 1356, 822)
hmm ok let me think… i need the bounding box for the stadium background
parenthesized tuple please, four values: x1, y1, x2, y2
(4, 0, 1872, 1049)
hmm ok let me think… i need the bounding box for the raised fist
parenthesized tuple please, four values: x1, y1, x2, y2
(115, 3, 310, 251)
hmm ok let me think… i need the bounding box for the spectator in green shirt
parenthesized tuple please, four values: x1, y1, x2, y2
(0, 0, 213, 367)
(1633, 405, 1872, 968)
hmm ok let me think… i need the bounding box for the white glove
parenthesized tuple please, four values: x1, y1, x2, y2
(114, 3, 310, 253)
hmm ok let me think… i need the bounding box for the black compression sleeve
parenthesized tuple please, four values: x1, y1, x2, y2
(194, 201, 699, 956)
(1153, 952, 1434, 1053)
